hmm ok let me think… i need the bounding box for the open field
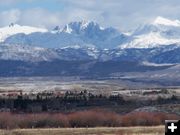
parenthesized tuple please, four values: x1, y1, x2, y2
(0, 77, 177, 92)
(0, 126, 164, 135)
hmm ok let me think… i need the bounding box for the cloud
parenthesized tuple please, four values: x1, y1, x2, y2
(59, 0, 180, 29)
(0, 8, 61, 29)
(0, 0, 180, 31)
(0, 0, 33, 5)
(0, 9, 21, 26)
(0, 0, 19, 5)
(19, 8, 61, 28)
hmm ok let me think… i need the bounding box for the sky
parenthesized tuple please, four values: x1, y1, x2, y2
(0, 0, 180, 31)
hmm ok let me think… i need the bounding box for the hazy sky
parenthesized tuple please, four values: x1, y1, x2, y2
(0, 0, 180, 31)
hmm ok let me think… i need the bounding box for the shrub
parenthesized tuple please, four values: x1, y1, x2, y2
(0, 111, 178, 129)
(121, 112, 179, 126)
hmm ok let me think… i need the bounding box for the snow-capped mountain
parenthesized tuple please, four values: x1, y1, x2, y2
(121, 16, 180, 48)
(0, 23, 47, 42)
(0, 17, 179, 78)
(2, 17, 180, 50)
(1, 17, 180, 49)
(3, 21, 127, 49)
(0, 17, 179, 64)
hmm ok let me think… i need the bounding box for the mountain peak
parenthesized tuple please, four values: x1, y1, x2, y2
(71, 20, 98, 27)
(122, 16, 180, 49)
(79, 20, 92, 28)
(62, 20, 101, 34)
(52, 26, 61, 33)
(153, 16, 180, 27)
(53, 26, 61, 31)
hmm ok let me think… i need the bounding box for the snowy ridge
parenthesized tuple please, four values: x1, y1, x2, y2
(61, 20, 99, 34)
(120, 16, 180, 48)
(3, 20, 125, 49)
(121, 32, 180, 48)
(0, 23, 47, 42)
(141, 61, 175, 67)
(153, 16, 180, 26)
(0, 42, 180, 63)
(0, 44, 58, 62)
(0, 17, 180, 49)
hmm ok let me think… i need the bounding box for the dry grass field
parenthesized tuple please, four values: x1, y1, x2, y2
(0, 126, 164, 135)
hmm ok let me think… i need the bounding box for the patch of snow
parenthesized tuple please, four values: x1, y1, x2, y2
(121, 32, 180, 48)
(61, 45, 81, 49)
(153, 16, 180, 27)
(142, 61, 175, 66)
(62, 24, 73, 34)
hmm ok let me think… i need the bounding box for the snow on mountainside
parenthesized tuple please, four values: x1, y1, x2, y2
(0, 43, 100, 62)
(0, 44, 58, 62)
(61, 20, 105, 34)
(3, 21, 127, 49)
(0, 18, 179, 64)
(0, 43, 180, 63)
(0, 23, 47, 42)
(120, 16, 180, 48)
(153, 16, 180, 26)
(1, 17, 180, 49)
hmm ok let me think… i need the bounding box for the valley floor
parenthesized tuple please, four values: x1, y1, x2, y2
(0, 126, 164, 135)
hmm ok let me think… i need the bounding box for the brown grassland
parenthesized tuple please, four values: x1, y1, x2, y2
(0, 126, 164, 135)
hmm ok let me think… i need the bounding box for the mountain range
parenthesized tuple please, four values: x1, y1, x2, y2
(0, 16, 180, 79)
(2, 16, 180, 49)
